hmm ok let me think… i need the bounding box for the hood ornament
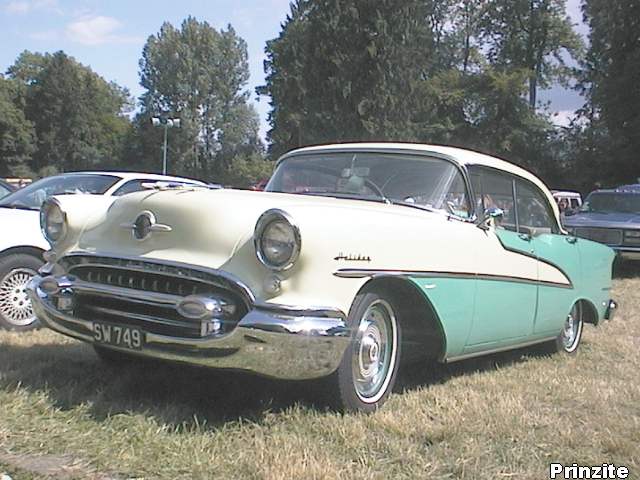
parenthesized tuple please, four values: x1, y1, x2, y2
(120, 211, 172, 241)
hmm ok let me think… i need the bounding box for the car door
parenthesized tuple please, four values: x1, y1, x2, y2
(515, 179, 580, 335)
(465, 167, 538, 347)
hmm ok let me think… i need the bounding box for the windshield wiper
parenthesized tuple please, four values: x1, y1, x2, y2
(390, 200, 439, 214)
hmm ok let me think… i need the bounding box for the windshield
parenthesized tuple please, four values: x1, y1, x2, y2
(0, 174, 120, 210)
(581, 192, 640, 214)
(266, 152, 470, 216)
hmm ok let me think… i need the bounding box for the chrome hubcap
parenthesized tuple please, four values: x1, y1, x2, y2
(562, 303, 581, 351)
(0, 268, 37, 326)
(352, 299, 397, 403)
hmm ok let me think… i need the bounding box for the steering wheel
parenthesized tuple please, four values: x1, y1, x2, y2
(363, 178, 387, 200)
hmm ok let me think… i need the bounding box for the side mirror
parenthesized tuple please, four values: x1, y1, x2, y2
(478, 207, 504, 230)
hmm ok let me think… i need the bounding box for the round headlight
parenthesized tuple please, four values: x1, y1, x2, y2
(254, 209, 301, 271)
(40, 198, 67, 244)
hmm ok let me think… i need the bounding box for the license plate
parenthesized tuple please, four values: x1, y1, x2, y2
(93, 322, 144, 350)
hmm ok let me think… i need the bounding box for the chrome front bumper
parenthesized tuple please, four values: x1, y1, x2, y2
(27, 275, 351, 380)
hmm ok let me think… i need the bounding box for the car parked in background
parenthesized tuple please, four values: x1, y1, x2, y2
(0, 171, 207, 331)
(0, 179, 16, 200)
(29, 143, 615, 412)
(552, 190, 582, 215)
(563, 186, 640, 260)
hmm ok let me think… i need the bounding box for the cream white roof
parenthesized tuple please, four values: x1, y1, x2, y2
(284, 142, 562, 225)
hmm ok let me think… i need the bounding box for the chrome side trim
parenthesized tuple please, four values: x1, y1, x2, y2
(444, 336, 557, 363)
(333, 268, 572, 289)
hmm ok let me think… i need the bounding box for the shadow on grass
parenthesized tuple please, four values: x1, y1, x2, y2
(613, 259, 640, 279)
(0, 340, 321, 427)
(0, 336, 555, 427)
(396, 343, 553, 393)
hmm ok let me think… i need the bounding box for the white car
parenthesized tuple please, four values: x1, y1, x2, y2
(0, 171, 207, 331)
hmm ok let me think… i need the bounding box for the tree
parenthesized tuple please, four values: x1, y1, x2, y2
(5, 51, 132, 173)
(481, 0, 582, 109)
(0, 76, 36, 176)
(138, 17, 263, 180)
(576, 0, 640, 186)
(259, 0, 454, 156)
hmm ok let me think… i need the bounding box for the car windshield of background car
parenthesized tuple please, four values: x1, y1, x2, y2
(0, 174, 120, 210)
(581, 193, 640, 214)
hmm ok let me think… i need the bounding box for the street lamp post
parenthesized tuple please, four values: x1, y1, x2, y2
(151, 116, 181, 175)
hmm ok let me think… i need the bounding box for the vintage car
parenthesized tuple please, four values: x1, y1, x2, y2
(28, 143, 616, 412)
(564, 186, 640, 261)
(552, 190, 582, 214)
(0, 172, 207, 331)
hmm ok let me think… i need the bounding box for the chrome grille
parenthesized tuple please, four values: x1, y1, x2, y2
(574, 227, 623, 246)
(60, 255, 251, 338)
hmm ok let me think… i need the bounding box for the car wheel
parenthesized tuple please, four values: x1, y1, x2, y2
(551, 302, 584, 354)
(328, 290, 402, 413)
(0, 254, 43, 331)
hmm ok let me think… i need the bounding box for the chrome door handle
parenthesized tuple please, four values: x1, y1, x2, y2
(518, 233, 531, 241)
(566, 236, 577, 244)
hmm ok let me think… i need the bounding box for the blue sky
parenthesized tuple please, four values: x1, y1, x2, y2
(0, 0, 586, 140)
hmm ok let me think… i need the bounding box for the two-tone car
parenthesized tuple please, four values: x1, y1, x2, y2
(564, 186, 640, 261)
(28, 144, 616, 412)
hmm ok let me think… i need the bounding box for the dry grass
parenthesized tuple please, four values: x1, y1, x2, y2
(1, 273, 639, 479)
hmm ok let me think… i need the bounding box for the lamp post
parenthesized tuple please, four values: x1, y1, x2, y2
(151, 116, 181, 175)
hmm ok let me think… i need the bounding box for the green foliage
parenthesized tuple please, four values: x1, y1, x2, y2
(573, 0, 640, 187)
(0, 76, 36, 176)
(138, 17, 263, 182)
(481, 0, 583, 108)
(4, 51, 132, 175)
(259, 0, 575, 186)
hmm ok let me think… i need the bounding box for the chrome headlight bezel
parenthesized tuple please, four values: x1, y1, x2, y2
(40, 198, 67, 245)
(254, 209, 301, 271)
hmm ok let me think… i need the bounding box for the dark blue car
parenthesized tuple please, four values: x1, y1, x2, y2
(563, 185, 640, 260)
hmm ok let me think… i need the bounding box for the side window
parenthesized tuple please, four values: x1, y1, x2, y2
(516, 180, 557, 233)
(112, 180, 148, 196)
(469, 167, 517, 231)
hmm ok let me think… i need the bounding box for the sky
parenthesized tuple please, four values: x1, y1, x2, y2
(0, 0, 587, 140)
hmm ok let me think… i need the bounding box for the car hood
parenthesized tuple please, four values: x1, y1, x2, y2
(70, 187, 443, 269)
(563, 211, 640, 230)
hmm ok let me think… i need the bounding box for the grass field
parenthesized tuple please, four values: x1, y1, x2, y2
(1, 274, 638, 479)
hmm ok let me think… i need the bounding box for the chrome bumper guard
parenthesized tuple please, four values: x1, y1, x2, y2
(27, 274, 351, 380)
(604, 299, 617, 321)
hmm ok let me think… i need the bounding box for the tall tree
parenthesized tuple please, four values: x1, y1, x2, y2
(577, 0, 640, 185)
(0, 76, 36, 176)
(6, 51, 132, 173)
(138, 17, 263, 179)
(259, 0, 450, 156)
(482, 0, 582, 109)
